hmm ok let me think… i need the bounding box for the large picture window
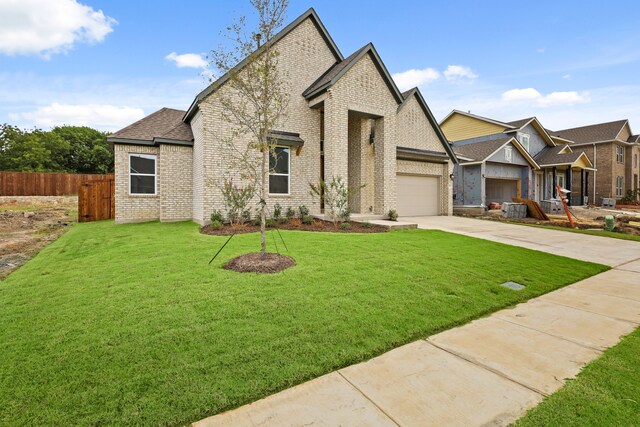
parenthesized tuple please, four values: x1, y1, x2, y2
(129, 154, 156, 195)
(269, 147, 290, 195)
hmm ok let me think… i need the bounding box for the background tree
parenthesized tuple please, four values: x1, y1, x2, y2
(209, 0, 289, 257)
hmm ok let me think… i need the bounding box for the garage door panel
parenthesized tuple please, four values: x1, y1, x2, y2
(486, 179, 518, 204)
(397, 174, 440, 216)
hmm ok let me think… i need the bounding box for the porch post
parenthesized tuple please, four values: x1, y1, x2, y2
(581, 169, 585, 205)
(585, 171, 589, 204)
(566, 169, 572, 205)
(552, 167, 557, 198)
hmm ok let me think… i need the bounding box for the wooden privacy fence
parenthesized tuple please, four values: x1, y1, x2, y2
(78, 178, 115, 222)
(0, 171, 113, 196)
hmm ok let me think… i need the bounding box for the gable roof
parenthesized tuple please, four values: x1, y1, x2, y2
(440, 110, 515, 129)
(534, 145, 592, 167)
(183, 8, 343, 121)
(302, 43, 404, 104)
(108, 108, 193, 146)
(452, 136, 539, 169)
(399, 87, 458, 164)
(506, 117, 535, 129)
(551, 119, 629, 144)
(629, 134, 640, 143)
(503, 116, 556, 146)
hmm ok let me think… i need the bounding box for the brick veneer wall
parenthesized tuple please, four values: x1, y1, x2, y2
(114, 144, 161, 223)
(159, 144, 193, 221)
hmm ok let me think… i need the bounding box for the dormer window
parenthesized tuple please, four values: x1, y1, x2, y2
(504, 146, 513, 163)
(517, 133, 530, 152)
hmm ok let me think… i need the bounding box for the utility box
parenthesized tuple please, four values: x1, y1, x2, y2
(502, 202, 527, 218)
(601, 198, 616, 209)
(541, 200, 563, 215)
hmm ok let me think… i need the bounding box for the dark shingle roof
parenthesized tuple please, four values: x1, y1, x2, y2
(303, 45, 369, 97)
(453, 137, 512, 162)
(534, 145, 585, 166)
(628, 134, 639, 143)
(506, 117, 534, 129)
(552, 120, 628, 144)
(109, 108, 193, 142)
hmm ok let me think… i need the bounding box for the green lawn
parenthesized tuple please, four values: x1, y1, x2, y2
(0, 221, 608, 426)
(522, 223, 640, 242)
(516, 326, 640, 426)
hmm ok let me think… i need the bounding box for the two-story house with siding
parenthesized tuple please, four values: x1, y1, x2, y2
(107, 8, 457, 224)
(440, 111, 593, 209)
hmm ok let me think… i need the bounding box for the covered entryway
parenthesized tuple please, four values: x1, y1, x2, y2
(486, 178, 519, 204)
(396, 174, 440, 216)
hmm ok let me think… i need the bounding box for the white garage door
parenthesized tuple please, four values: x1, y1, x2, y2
(397, 174, 440, 216)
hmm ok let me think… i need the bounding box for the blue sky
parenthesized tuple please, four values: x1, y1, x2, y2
(1, 0, 640, 132)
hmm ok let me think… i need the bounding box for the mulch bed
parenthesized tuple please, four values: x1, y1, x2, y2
(224, 252, 295, 273)
(201, 218, 388, 236)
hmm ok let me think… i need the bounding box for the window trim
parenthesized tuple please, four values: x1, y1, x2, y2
(518, 132, 530, 152)
(504, 146, 513, 163)
(268, 146, 290, 196)
(615, 176, 624, 197)
(616, 145, 624, 163)
(129, 153, 157, 196)
(557, 174, 566, 189)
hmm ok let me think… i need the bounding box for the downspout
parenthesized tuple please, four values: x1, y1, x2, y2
(593, 143, 597, 203)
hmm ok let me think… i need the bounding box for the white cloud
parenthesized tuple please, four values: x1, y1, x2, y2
(502, 87, 589, 107)
(392, 68, 440, 91)
(537, 48, 546, 54)
(0, 0, 116, 57)
(165, 52, 208, 69)
(444, 65, 478, 81)
(562, 74, 571, 80)
(12, 103, 145, 131)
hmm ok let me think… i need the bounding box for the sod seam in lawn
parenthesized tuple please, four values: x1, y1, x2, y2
(515, 325, 640, 426)
(0, 221, 608, 426)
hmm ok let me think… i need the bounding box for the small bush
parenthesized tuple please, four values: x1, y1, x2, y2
(298, 205, 309, 218)
(242, 210, 251, 223)
(253, 218, 261, 226)
(210, 219, 223, 229)
(286, 206, 296, 220)
(210, 210, 224, 223)
(388, 209, 398, 221)
(362, 221, 372, 228)
(273, 203, 282, 220)
(339, 222, 351, 230)
(266, 218, 276, 227)
(277, 217, 288, 224)
(302, 215, 313, 225)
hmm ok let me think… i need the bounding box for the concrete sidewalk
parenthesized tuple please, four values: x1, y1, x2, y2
(404, 215, 639, 267)
(195, 266, 640, 426)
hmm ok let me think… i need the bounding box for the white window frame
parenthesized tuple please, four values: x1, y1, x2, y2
(616, 176, 624, 197)
(129, 153, 157, 195)
(557, 174, 566, 189)
(518, 133, 530, 152)
(616, 145, 624, 163)
(504, 146, 513, 163)
(268, 146, 290, 196)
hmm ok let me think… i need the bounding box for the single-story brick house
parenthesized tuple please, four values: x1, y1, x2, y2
(107, 8, 458, 224)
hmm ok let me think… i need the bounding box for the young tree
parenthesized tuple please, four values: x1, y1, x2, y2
(209, 0, 289, 257)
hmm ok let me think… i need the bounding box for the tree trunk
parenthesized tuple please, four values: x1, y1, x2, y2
(260, 144, 268, 257)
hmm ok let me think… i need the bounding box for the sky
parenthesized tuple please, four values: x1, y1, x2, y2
(1, 0, 640, 133)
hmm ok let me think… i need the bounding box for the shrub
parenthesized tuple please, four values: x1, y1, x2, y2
(286, 206, 296, 220)
(221, 179, 255, 225)
(253, 218, 261, 226)
(339, 222, 351, 230)
(302, 215, 313, 225)
(266, 218, 276, 227)
(388, 209, 398, 221)
(277, 217, 288, 224)
(210, 210, 224, 223)
(210, 219, 223, 229)
(242, 210, 251, 223)
(298, 205, 309, 218)
(309, 177, 359, 225)
(273, 203, 282, 220)
(362, 221, 372, 228)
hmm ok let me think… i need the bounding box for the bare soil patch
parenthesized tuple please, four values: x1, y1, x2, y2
(0, 196, 77, 279)
(201, 217, 388, 236)
(223, 252, 295, 273)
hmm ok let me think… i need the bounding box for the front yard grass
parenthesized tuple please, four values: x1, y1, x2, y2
(521, 223, 640, 242)
(516, 326, 640, 426)
(0, 221, 608, 426)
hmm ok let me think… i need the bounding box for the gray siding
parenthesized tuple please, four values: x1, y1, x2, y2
(487, 142, 529, 165)
(454, 164, 482, 205)
(518, 123, 548, 157)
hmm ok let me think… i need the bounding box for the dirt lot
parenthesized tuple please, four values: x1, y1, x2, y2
(0, 196, 77, 280)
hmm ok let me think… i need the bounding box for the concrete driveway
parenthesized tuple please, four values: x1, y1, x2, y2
(403, 216, 640, 267)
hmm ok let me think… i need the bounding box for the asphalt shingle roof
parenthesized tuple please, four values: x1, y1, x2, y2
(109, 108, 193, 142)
(534, 145, 584, 166)
(302, 45, 369, 97)
(506, 117, 534, 129)
(551, 120, 628, 144)
(452, 137, 512, 162)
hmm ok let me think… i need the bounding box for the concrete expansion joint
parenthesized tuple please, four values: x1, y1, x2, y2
(540, 298, 640, 326)
(424, 340, 549, 398)
(336, 371, 402, 427)
(612, 255, 640, 270)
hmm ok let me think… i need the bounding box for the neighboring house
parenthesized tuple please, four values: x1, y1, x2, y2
(440, 111, 593, 208)
(548, 120, 640, 203)
(107, 8, 457, 224)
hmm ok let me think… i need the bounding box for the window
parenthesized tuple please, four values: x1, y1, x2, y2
(269, 146, 290, 194)
(129, 154, 156, 195)
(616, 145, 624, 163)
(616, 176, 624, 197)
(504, 146, 513, 163)
(557, 174, 566, 189)
(518, 133, 530, 152)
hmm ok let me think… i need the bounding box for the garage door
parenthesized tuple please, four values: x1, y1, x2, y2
(397, 174, 440, 216)
(486, 179, 519, 204)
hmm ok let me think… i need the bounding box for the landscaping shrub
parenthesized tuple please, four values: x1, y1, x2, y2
(210, 210, 224, 223)
(277, 217, 288, 224)
(302, 215, 313, 225)
(210, 220, 223, 229)
(242, 210, 251, 223)
(286, 206, 296, 220)
(298, 205, 309, 218)
(309, 177, 359, 225)
(266, 218, 276, 227)
(339, 222, 351, 230)
(362, 221, 372, 228)
(388, 209, 398, 221)
(272, 203, 282, 220)
(221, 179, 255, 225)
